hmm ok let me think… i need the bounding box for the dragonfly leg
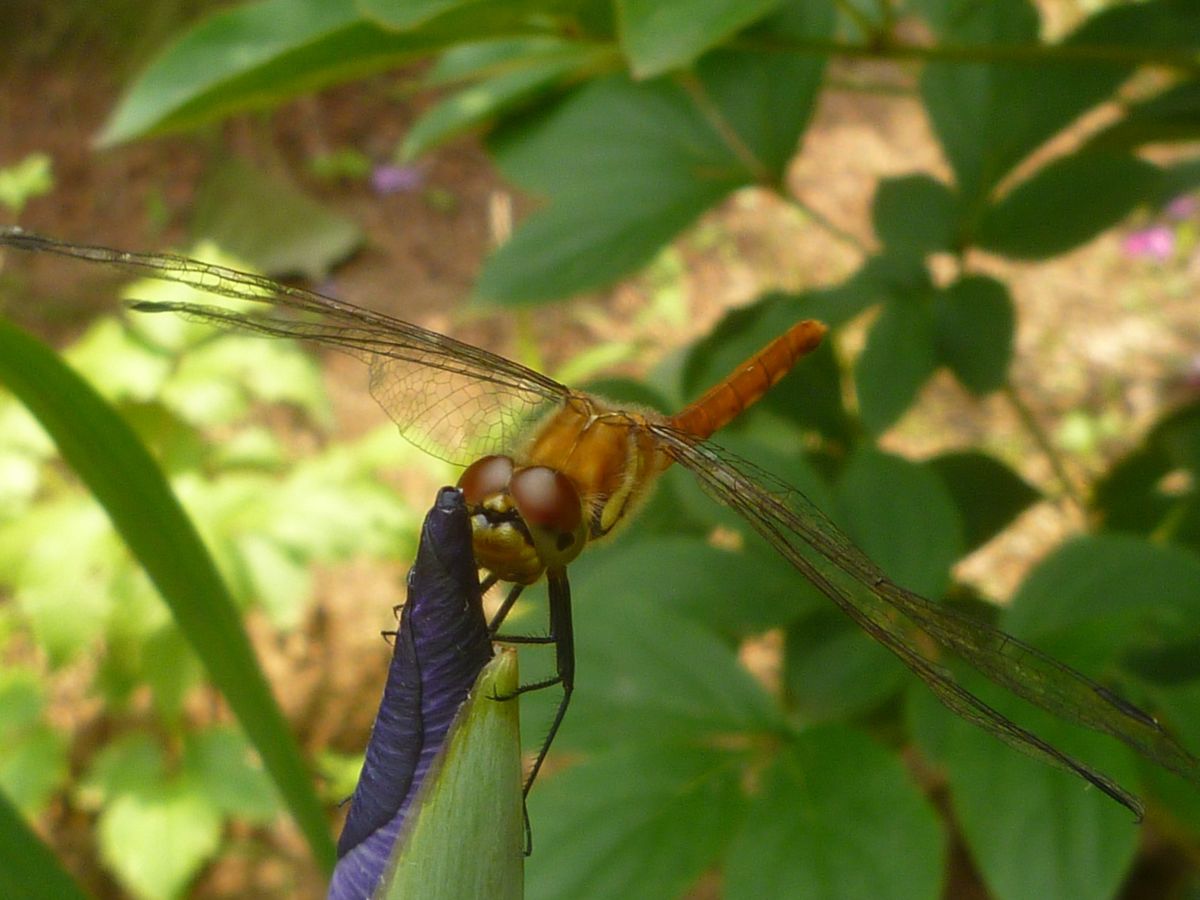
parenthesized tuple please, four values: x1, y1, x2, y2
(487, 581, 522, 633)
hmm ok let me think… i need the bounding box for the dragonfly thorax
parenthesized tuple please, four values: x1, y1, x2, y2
(457, 454, 587, 584)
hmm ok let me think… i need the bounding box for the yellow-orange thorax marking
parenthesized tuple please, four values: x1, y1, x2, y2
(521, 394, 664, 540)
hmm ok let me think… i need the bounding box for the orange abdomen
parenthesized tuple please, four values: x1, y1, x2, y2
(668, 319, 826, 440)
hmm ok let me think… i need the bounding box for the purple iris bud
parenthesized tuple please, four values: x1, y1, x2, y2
(1121, 225, 1175, 262)
(370, 164, 424, 196)
(329, 487, 491, 900)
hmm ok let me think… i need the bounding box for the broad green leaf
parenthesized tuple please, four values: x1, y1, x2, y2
(0, 727, 68, 815)
(0, 319, 335, 868)
(920, 0, 1136, 211)
(616, 0, 780, 78)
(976, 153, 1162, 260)
(383, 650, 523, 900)
(480, 3, 833, 302)
(100, 0, 545, 144)
(96, 780, 223, 900)
(191, 159, 363, 280)
(834, 448, 964, 598)
(940, 684, 1140, 900)
(784, 610, 908, 721)
(0, 791, 88, 900)
(854, 296, 938, 436)
(359, 0, 473, 29)
(931, 274, 1014, 394)
(403, 42, 611, 159)
(1005, 535, 1200, 668)
(872, 174, 958, 255)
(1087, 78, 1200, 151)
(533, 567, 784, 751)
(183, 729, 281, 824)
(526, 743, 744, 900)
(926, 451, 1040, 552)
(724, 726, 943, 900)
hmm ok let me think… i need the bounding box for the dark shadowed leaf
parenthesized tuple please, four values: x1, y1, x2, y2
(872, 173, 959, 255)
(0, 790, 87, 900)
(927, 451, 1040, 552)
(931, 274, 1015, 394)
(855, 296, 938, 436)
(617, 0, 780, 78)
(976, 153, 1162, 260)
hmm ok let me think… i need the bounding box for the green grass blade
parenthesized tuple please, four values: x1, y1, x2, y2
(0, 317, 336, 870)
(0, 790, 88, 900)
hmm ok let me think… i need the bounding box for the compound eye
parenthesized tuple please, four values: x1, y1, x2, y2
(457, 455, 514, 505)
(509, 466, 582, 535)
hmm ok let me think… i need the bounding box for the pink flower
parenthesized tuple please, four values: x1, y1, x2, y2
(1122, 225, 1175, 262)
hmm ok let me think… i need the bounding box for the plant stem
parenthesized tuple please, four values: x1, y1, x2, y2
(1003, 380, 1085, 512)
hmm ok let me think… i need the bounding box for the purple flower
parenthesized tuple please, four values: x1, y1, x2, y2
(1164, 194, 1198, 221)
(1122, 225, 1175, 262)
(370, 164, 424, 196)
(329, 487, 491, 900)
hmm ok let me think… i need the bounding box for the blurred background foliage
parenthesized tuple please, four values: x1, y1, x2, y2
(1, 0, 1199, 897)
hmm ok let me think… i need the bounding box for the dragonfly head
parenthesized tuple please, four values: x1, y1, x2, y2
(457, 455, 587, 584)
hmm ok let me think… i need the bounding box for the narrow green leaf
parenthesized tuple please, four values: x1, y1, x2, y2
(931, 274, 1015, 395)
(616, 0, 780, 78)
(0, 790, 88, 900)
(383, 650, 524, 900)
(976, 153, 1162, 260)
(724, 727, 944, 900)
(872, 174, 958, 255)
(359, 0, 473, 30)
(927, 451, 1040, 553)
(526, 744, 744, 900)
(0, 319, 335, 869)
(854, 297, 938, 436)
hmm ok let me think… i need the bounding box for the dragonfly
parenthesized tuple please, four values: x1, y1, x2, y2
(3, 227, 1198, 820)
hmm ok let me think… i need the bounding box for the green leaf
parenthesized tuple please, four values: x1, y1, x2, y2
(480, 3, 833, 303)
(382, 651, 524, 898)
(976, 153, 1162, 260)
(536, 567, 784, 751)
(784, 611, 908, 721)
(940, 684, 1140, 900)
(100, 0, 539, 144)
(0, 790, 88, 900)
(1005, 534, 1200, 668)
(927, 451, 1040, 553)
(616, 0, 780, 78)
(724, 727, 943, 900)
(191, 159, 363, 280)
(1087, 78, 1200, 151)
(96, 780, 224, 900)
(920, 0, 1138, 209)
(526, 743, 744, 900)
(931, 274, 1015, 394)
(403, 41, 609, 159)
(0, 319, 335, 868)
(0, 727, 68, 815)
(184, 728, 281, 823)
(872, 174, 958, 255)
(1093, 399, 1200, 552)
(854, 295, 938, 436)
(359, 0, 473, 29)
(834, 448, 964, 598)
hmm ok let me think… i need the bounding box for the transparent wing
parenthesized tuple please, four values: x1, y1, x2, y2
(649, 422, 1200, 818)
(1, 230, 567, 464)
